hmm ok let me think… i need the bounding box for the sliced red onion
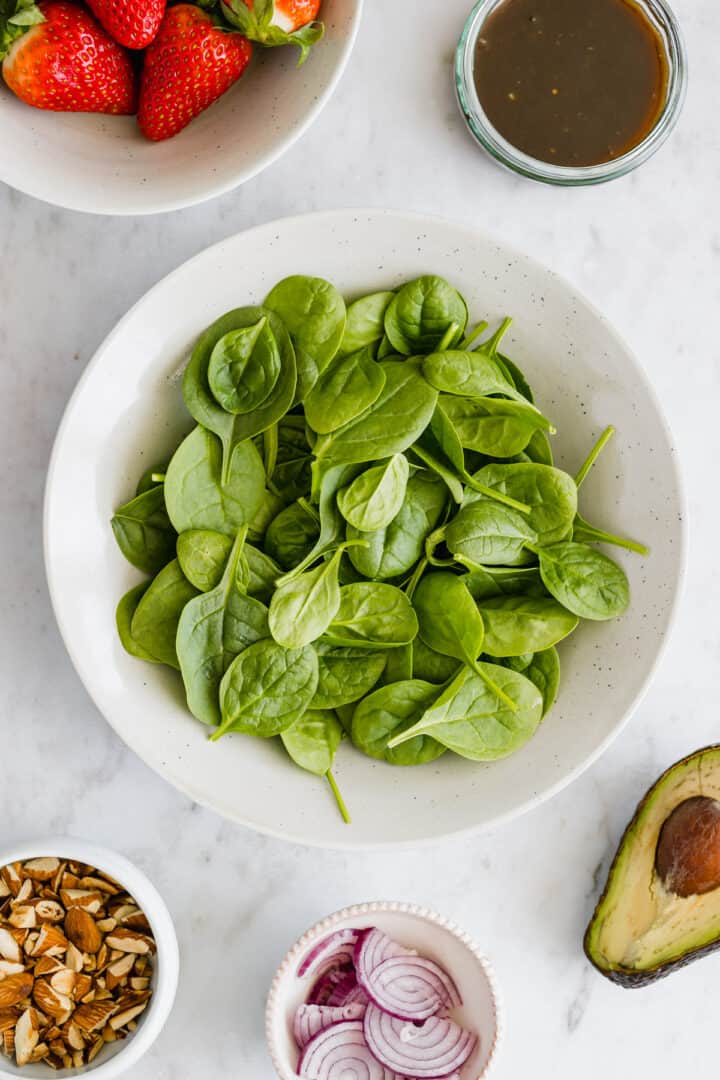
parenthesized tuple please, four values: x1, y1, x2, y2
(298, 928, 361, 979)
(307, 962, 355, 1006)
(361, 954, 461, 1020)
(325, 970, 364, 1007)
(332, 981, 369, 1008)
(363, 1002, 477, 1079)
(294, 1004, 368, 1049)
(354, 928, 415, 996)
(298, 1020, 400, 1079)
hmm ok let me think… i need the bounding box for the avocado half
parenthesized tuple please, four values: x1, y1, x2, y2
(585, 745, 720, 987)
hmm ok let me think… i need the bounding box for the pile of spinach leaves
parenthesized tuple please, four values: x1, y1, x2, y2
(112, 274, 647, 822)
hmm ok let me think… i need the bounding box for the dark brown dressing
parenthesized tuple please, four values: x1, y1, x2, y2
(473, 0, 668, 167)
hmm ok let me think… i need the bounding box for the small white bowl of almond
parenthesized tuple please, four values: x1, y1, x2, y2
(0, 839, 178, 1078)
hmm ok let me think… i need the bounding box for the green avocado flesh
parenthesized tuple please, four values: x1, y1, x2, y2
(585, 745, 720, 986)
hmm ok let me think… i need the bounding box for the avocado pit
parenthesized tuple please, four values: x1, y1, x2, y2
(655, 796, 720, 897)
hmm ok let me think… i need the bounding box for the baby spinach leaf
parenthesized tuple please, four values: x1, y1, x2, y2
(335, 703, 356, 737)
(463, 564, 544, 601)
(265, 500, 320, 571)
(413, 570, 516, 710)
(207, 316, 281, 415)
(177, 530, 233, 592)
(534, 541, 630, 621)
(352, 680, 446, 765)
(281, 709, 351, 823)
(348, 471, 448, 580)
(513, 647, 560, 717)
(423, 318, 532, 403)
(116, 583, 161, 663)
(325, 582, 419, 649)
(411, 637, 461, 684)
(214, 639, 319, 739)
(387, 664, 542, 760)
(264, 276, 346, 402)
(499, 652, 534, 673)
(445, 501, 537, 568)
(281, 709, 343, 775)
(475, 595, 579, 656)
(467, 463, 577, 545)
(176, 528, 270, 726)
(337, 454, 409, 532)
(525, 428, 554, 466)
(304, 346, 386, 435)
(130, 559, 199, 669)
(339, 291, 395, 357)
(246, 486, 284, 541)
(164, 426, 266, 538)
(312, 642, 387, 709)
(440, 395, 554, 457)
(274, 416, 313, 500)
(384, 276, 467, 355)
(381, 643, 413, 685)
(414, 570, 484, 667)
(423, 350, 521, 402)
(269, 545, 352, 649)
(183, 306, 296, 482)
(244, 544, 282, 604)
(111, 486, 176, 575)
(313, 361, 438, 466)
(496, 351, 534, 403)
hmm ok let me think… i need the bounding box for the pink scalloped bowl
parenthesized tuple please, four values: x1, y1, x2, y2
(265, 902, 502, 1080)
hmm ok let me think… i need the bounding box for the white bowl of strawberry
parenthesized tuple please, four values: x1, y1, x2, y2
(266, 902, 502, 1080)
(0, 0, 362, 214)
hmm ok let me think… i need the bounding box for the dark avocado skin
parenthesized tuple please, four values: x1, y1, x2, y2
(584, 744, 720, 988)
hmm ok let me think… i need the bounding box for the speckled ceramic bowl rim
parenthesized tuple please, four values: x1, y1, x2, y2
(0, 837, 179, 1080)
(265, 901, 503, 1080)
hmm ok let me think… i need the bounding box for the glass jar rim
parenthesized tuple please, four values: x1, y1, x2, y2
(455, 0, 688, 186)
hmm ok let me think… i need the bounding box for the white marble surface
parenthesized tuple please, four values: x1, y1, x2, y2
(0, 0, 718, 1076)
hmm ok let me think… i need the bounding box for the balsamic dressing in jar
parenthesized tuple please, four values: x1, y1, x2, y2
(473, 0, 669, 167)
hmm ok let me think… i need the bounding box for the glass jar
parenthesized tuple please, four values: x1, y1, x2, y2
(455, 0, 688, 185)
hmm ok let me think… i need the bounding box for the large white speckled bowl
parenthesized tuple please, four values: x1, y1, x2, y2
(44, 209, 686, 847)
(265, 902, 501, 1080)
(0, 0, 362, 215)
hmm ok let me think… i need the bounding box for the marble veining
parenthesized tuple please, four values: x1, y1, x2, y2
(1, 0, 719, 1076)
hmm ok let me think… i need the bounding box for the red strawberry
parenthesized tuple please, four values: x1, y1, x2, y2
(247, 0, 320, 33)
(138, 4, 251, 141)
(221, 0, 323, 64)
(0, 0, 137, 114)
(86, 0, 166, 50)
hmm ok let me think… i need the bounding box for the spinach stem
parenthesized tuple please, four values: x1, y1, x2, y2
(436, 322, 460, 353)
(297, 497, 321, 525)
(575, 425, 615, 489)
(263, 424, 278, 483)
(327, 771, 351, 824)
(465, 479, 530, 515)
(404, 557, 428, 601)
(483, 316, 513, 355)
(575, 520, 649, 556)
(459, 320, 489, 350)
(470, 661, 518, 712)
